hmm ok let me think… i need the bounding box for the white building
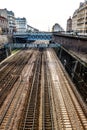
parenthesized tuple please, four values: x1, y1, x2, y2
(15, 17, 27, 33)
(7, 10, 16, 33)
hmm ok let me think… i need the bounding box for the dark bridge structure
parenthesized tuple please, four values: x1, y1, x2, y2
(52, 33, 87, 53)
(13, 32, 52, 42)
(13, 32, 87, 53)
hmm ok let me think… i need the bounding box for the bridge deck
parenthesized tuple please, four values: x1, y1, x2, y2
(5, 43, 61, 48)
(13, 32, 52, 41)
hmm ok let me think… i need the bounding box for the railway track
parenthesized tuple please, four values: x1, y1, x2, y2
(18, 51, 42, 130)
(47, 48, 87, 129)
(19, 49, 55, 130)
(0, 51, 22, 81)
(0, 50, 32, 107)
(0, 80, 25, 129)
(0, 48, 87, 130)
(0, 49, 37, 129)
(42, 50, 54, 130)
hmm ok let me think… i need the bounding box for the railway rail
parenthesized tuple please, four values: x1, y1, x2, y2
(0, 48, 87, 130)
(0, 50, 32, 107)
(47, 48, 87, 129)
(18, 51, 42, 130)
(0, 49, 38, 129)
(42, 50, 54, 130)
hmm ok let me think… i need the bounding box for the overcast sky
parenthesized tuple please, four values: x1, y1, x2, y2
(0, 0, 85, 31)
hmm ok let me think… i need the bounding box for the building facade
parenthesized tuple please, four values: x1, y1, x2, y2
(0, 16, 9, 34)
(72, 10, 78, 32)
(52, 23, 64, 32)
(72, 0, 87, 33)
(66, 17, 72, 32)
(15, 17, 27, 33)
(7, 10, 16, 33)
(0, 9, 16, 34)
(0, 9, 8, 19)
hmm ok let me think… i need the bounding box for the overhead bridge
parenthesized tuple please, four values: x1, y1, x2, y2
(5, 43, 60, 48)
(13, 32, 52, 42)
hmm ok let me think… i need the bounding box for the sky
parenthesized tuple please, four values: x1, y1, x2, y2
(0, 0, 85, 31)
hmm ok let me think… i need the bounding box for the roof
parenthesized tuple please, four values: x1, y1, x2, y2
(0, 15, 7, 20)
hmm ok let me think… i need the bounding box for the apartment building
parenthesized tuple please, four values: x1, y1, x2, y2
(72, 10, 78, 32)
(0, 9, 8, 19)
(0, 16, 9, 34)
(66, 17, 72, 32)
(7, 10, 16, 33)
(0, 9, 16, 34)
(72, 0, 87, 33)
(15, 17, 27, 32)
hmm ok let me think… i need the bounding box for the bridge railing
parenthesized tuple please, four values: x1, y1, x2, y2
(13, 32, 52, 35)
(13, 32, 53, 41)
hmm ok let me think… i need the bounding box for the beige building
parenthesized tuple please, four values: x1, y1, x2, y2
(72, 1, 87, 33)
(66, 17, 72, 32)
(0, 9, 8, 19)
(72, 10, 78, 32)
(0, 8, 16, 34)
(0, 16, 9, 34)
